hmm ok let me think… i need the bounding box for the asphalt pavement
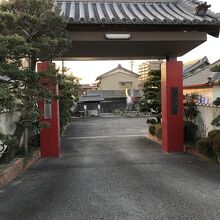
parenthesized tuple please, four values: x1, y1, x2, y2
(0, 117, 220, 220)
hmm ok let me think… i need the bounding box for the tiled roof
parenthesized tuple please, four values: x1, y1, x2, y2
(183, 59, 220, 87)
(79, 94, 104, 102)
(54, 0, 220, 25)
(88, 90, 142, 98)
(96, 64, 139, 81)
(183, 56, 210, 76)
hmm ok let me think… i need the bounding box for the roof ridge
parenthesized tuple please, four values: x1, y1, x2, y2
(96, 65, 138, 80)
(183, 59, 220, 80)
(183, 56, 209, 74)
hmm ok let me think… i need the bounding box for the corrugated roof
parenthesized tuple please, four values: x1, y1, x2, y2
(54, 0, 220, 26)
(183, 59, 220, 87)
(79, 94, 104, 102)
(88, 90, 141, 98)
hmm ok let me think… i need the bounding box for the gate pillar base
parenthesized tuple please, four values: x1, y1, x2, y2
(161, 61, 184, 153)
(37, 62, 60, 158)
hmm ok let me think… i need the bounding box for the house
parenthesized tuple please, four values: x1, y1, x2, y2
(183, 56, 210, 77)
(87, 90, 141, 113)
(96, 64, 139, 90)
(79, 94, 104, 117)
(78, 84, 96, 97)
(93, 65, 141, 113)
(183, 59, 220, 104)
(183, 59, 220, 135)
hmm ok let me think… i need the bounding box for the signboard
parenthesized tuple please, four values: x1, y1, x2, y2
(44, 101, 52, 119)
(171, 87, 179, 115)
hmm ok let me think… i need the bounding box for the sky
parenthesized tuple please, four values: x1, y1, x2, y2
(55, 0, 220, 84)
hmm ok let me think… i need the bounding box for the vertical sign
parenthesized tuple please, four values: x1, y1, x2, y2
(171, 87, 179, 115)
(44, 101, 52, 119)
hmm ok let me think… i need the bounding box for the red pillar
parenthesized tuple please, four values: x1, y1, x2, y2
(161, 61, 184, 152)
(37, 62, 60, 158)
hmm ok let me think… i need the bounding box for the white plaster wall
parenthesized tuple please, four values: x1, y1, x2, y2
(184, 86, 220, 104)
(213, 86, 220, 102)
(196, 106, 220, 137)
(0, 112, 18, 135)
(99, 72, 139, 90)
(184, 87, 214, 103)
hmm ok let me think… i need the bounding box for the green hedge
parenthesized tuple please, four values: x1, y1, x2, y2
(184, 121, 198, 143)
(213, 135, 220, 153)
(149, 125, 156, 136)
(148, 123, 162, 140)
(196, 131, 220, 161)
(155, 124, 162, 140)
(196, 137, 214, 158)
(208, 130, 220, 140)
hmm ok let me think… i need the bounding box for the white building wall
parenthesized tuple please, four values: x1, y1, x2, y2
(196, 106, 220, 137)
(213, 86, 220, 102)
(183, 87, 214, 103)
(99, 72, 139, 90)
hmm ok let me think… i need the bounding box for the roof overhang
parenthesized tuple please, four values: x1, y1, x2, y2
(54, 0, 220, 60)
(55, 30, 207, 60)
(183, 83, 211, 89)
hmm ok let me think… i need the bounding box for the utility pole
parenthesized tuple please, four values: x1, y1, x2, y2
(129, 60, 135, 72)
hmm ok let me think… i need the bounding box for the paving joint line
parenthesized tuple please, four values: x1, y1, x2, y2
(62, 134, 146, 139)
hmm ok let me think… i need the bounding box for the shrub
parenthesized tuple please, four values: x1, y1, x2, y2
(184, 121, 198, 143)
(0, 134, 18, 163)
(155, 124, 162, 140)
(213, 98, 220, 106)
(149, 125, 156, 136)
(213, 135, 220, 153)
(211, 115, 220, 127)
(212, 135, 220, 162)
(196, 138, 214, 157)
(208, 130, 220, 140)
(146, 118, 157, 125)
(184, 96, 199, 122)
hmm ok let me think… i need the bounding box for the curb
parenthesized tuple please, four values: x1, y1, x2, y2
(0, 150, 40, 188)
(146, 134, 211, 161)
(185, 148, 210, 161)
(146, 134, 162, 145)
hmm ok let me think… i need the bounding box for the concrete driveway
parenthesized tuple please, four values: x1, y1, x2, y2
(0, 117, 220, 219)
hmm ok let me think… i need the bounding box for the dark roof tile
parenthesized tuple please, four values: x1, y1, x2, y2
(54, 0, 220, 25)
(87, 90, 142, 98)
(79, 94, 104, 102)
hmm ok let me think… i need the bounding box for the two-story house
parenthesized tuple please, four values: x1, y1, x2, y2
(89, 64, 141, 113)
(96, 64, 139, 90)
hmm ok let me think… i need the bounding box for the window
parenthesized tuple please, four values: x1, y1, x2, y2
(119, 82, 132, 88)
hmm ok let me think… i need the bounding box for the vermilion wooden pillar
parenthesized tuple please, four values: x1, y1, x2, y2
(37, 62, 60, 157)
(161, 61, 184, 152)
